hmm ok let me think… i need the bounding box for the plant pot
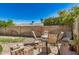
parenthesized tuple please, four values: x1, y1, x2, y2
(69, 45, 76, 51)
(74, 46, 77, 51)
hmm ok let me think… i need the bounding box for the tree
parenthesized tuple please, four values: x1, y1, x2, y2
(0, 20, 4, 27)
(31, 21, 34, 25)
(70, 6, 79, 18)
(43, 6, 78, 26)
(6, 19, 14, 26)
(2, 19, 14, 28)
(58, 6, 79, 28)
(43, 17, 54, 26)
(0, 19, 15, 35)
(43, 16, 64, 26)
(40, 18, 44, 23)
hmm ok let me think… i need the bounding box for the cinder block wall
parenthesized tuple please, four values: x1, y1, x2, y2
(0, 25, 71, 37)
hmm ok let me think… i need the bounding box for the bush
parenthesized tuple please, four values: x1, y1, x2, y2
(0, 45, 3, 54)
(71, 39, 79, 46)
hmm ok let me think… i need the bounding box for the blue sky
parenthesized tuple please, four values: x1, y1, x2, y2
(0, 3, 78, 24)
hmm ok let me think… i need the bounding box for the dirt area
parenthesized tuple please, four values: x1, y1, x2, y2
(0, 36, 34, 55)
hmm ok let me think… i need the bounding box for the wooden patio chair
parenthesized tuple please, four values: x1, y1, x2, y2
(24, 31, 43, 53)
(57, 31, 64, 42)
(48, 34, 58, 45)
(48, 34, 59, 54)
(32, 31, 43, 44)
(24, 31, 42, 46)
(32, 31, 43, 52)
(10, 46, 24, 55)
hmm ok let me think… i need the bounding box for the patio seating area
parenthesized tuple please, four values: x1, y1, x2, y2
(0, 30, 77, 55)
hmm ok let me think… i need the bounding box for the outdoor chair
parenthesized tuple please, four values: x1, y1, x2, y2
(32, 31, 43, 52)
(57, 31, 65, 43)
(10, 44, 35, 55)
(24, 31, 43, 53)
(10, 46, 24, 55)
(24, 31, 42, 46)
(24, 46, 34, 55)
(32, 31, 43, 44)
(49, 45, 58, 55)
(32, 31, 42, 41)
(48, 34, 59, 54)
(62, 32, 72, 42)
(48, 34, 58, 45)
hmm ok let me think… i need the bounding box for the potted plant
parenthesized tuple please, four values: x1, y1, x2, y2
(70, 39, 79, 54)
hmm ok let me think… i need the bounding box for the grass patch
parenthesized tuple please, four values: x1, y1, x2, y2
(0, 37, 25, 43)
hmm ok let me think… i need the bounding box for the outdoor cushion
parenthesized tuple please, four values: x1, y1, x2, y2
(62, 32, 72, 42)
(49, 46, 58, 55)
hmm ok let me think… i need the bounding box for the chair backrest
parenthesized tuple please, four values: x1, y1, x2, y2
(32, 31, 37, 40)
(43, 31, 48, 35)
(58, 31, 64, 40)
(48, 34, 58, 44)
(65, 32, 72, 39)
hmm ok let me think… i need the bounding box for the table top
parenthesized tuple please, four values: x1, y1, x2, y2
(41, 34, 48, 39)
(41, 34, 48, 42)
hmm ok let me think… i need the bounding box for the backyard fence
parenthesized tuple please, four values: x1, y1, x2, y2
(0, 25, 71, 37)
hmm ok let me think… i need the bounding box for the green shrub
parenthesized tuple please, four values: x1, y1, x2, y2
(71, 39, 79, 46)
(0, 45, 3, 54)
